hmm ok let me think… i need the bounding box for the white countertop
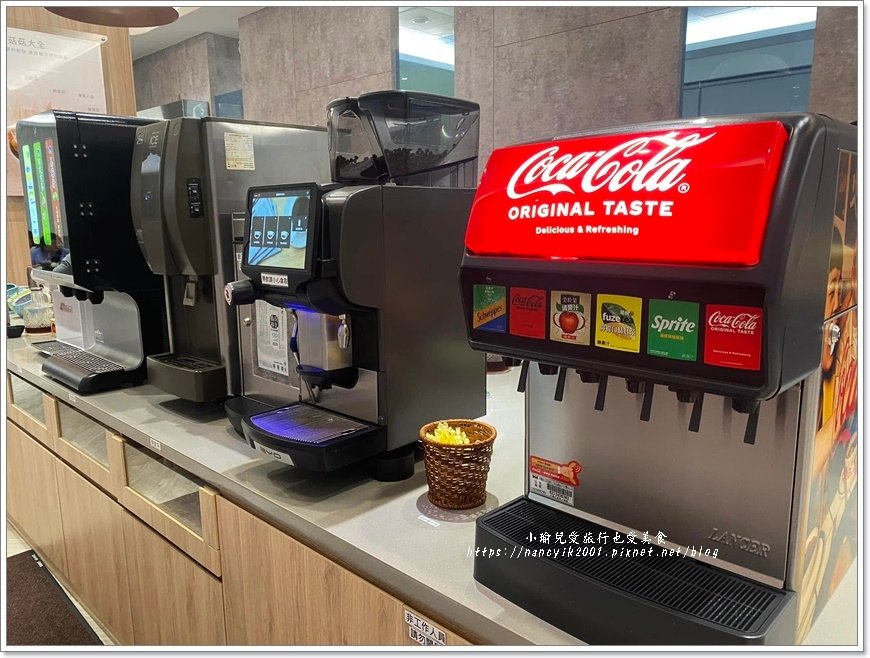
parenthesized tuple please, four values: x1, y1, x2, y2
(5, 336, 857, 646)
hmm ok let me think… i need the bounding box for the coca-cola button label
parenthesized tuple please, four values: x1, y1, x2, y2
(595, 294, 642, 353)
(703, 304, 763, 370)
(509, 287, 546, 339)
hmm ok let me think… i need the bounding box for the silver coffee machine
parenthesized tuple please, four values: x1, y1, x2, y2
(461, 114, 858, 644)
(130, 117, 330, 402)
(224, 91, 486, 479)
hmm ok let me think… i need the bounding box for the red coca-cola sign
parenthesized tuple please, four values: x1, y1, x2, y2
(465, 121, 788, 266)
(510, 287, 546, 339)
(703, 304, 763, 370)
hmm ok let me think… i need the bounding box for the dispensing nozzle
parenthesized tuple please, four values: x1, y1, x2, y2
(732, 398, 761, 445)
(517, 360, 530, 393)
(594, 375, 608, 411)
(554, 367, 568, 401)
(337, 314, 350, 349)
(625, 380, 653, 421)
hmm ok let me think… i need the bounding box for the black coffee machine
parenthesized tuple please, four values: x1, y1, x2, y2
(16, 111, 167, 394)
(224, 91, 486, 478)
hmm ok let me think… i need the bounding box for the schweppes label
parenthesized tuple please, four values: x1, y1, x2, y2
(595, 294, 642, 353)
(473, 284, 507, 333)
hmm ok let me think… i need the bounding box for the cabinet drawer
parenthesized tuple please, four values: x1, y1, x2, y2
(6, 419, 68, 576)
(6, 373, 54, 447)
(49, 400, 116, 495)
(122, 512, 226, 645)
(112, 436, 221, 576)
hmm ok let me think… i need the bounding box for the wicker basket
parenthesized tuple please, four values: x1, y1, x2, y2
(419, 419, 497, 510)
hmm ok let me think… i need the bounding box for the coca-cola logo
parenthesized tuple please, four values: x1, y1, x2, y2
(511, 293, 544, 310)
(506, 131, 715, 200)
(707, 311, 759, 332)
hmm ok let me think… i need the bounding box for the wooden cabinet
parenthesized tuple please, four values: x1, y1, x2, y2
(55, 460, 135, 644)
(49, 400, 116, 495)
(122, 512, 226, 645)
(217, 497, 470, 646)
(6, 419, 68, 576)
(7, 382, 473, 647)
(113, 436, 221, 576)
(7, 373, 55, 447)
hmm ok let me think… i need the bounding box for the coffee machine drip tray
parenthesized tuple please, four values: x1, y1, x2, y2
(241, 402, 387, 472)
(474, 498, 796, 645)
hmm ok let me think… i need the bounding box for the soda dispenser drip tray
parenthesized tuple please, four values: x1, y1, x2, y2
(475, 498, 796, 644)
(241, 402, 386, 471)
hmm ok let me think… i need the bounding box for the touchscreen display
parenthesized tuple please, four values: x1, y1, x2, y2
(247, 188, 311, 269)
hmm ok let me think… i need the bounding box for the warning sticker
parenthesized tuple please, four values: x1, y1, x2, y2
(530, 455, 581, 486)
(225, 132, 255, 170)
(403, 609, 446, 646)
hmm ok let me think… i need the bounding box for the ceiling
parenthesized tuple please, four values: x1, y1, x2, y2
(398, 6, 454, 39)
(686, 6, 817, 48)
(130, 6, 263, 60)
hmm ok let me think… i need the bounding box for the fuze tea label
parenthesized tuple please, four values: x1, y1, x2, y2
(550, 291, 591, 345)
(704, 304, 763, 370)
(509, 287, 546, 339)
(595, 294, 642, 353)
(472, 284, 507, 333)
(647, 299, 699, 361)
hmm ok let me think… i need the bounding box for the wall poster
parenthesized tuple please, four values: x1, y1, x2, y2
(6, 27, 107, 196)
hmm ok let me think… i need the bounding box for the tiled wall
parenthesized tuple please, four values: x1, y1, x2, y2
(808, 6, 858, 123)
(133, 33, 242, 113)
(134, 34, 211, 110)
(455, 7, 686, 173)
(207, 34, 244, 102)
(239, 6, 398, 127)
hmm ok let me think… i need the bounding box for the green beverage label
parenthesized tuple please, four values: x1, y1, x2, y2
(33, 141, 52, 245)
(647, 299, 700, 361)
(472, 284, 507, 333)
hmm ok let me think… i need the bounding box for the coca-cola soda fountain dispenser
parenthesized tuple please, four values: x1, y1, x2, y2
(459, 114, 857, 644)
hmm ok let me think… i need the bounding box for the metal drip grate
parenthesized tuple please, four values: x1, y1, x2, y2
(249, 403, 368, 444)
(480, 498, 785, 634)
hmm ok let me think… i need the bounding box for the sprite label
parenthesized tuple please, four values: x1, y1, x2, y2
(647, 299, 699, 361)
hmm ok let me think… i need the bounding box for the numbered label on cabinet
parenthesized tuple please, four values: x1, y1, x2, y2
(149, 438, 162, 452)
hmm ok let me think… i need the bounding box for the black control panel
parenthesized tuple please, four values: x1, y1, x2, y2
(187, 177, 203, 218)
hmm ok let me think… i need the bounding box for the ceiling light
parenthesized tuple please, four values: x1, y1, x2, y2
(411, 16, 430, 25)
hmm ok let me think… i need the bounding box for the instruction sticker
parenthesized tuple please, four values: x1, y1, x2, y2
(254, 300, 289, 375)
(225, 132, 255, 170)
(472, 284, 507, 333)
(595, 294, 642, 353)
